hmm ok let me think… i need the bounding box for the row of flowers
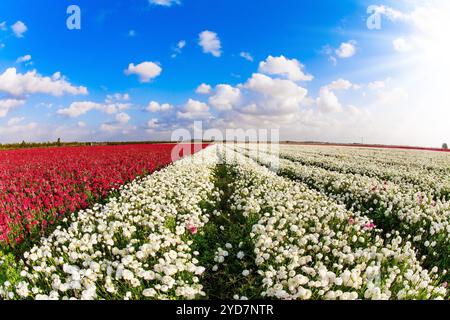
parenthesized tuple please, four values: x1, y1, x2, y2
(0, 144, 208, 247)
(0, 147, 219, 300)
(235, 145, 450, 279)
(277, 145, 450, 200)
(224, 147, 448, 299)
(281, 145, 450, 173)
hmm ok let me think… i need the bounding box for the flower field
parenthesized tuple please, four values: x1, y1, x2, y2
(0, 144, 449, 300)
(0, 144, 207, 248)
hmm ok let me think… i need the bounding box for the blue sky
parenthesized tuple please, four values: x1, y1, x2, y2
(0, 0, 449, 146)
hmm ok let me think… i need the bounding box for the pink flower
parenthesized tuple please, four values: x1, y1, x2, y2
(364, 222, 376, 230)
(187, 220, 198, 235)
(189, 226, 198, 235)
(348, 218, 355, 225)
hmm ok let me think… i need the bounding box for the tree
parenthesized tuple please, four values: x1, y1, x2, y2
(56, 138, 62, 146)
(443, 143, 448, 150)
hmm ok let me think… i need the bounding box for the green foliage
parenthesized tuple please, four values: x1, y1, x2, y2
(0, 252, 23, 288)
(192, 164, 263, 299)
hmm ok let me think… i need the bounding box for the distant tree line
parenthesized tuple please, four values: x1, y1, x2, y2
(0, 139, 210, 151)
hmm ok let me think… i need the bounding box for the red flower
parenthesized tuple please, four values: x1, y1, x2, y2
(0, 143, 208, 246)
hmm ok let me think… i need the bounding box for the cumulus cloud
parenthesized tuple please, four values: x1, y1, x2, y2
(199, 31, 222, 57)
(171, 40, 186, 58)
(370, 5, 409, 22)
(240, 52, 254, 62)
(129, 56, 375, 143)
(11, 21, 27, 38)
(196, 83, 212, 95)
(316, 88, 343, 113)
(0, 68, 88, 97)
(0, 119, 37, 135)
(16, 54, 32, 63)
(57, 101, 130, 118)
(0, 99, 26, 117)
(326, 79, 357, 91)
(146, 101, 173, 112)
(115, 112, 131, 124)
(0, 21, 6, 31)
(177, 99, 211, 120)
(243, 73, 308, 112)
(149, 0, 180, 6)
(335, 41, 357, 58)
(258, 55, 313, 81)
(209, 84, 241, 111)
(105, 93, 130, 103)
(146, 118, 160, 133)
(125, 61, 162, 83)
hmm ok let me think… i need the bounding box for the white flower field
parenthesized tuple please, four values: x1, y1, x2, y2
(0, 144, 448, 300)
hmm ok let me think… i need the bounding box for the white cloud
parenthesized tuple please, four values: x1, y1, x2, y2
(196, 83, 212, 95)
(258, 55, 313, 81)
(147, 118, 160, 130)
(393, 37, 413, 52)
(240, 52, 254, 62)
(0, 99, 26, 117)
(116, 112, 131, 124)
(199, 30, 222, 57)
(57, 101, 130, 117)
(0, 120, 37, 135)
(326, 79, 355, 91)
(0, 68, 88, 97)
(335, 41, 357, 58)
(368, 80, 386, 90)
(57, 101, 100, 117)
(146, 101, 173, 112)
(11, 21, 27, 38)
(244, 73, 308, 110)
(125, 61, 162, 83)
(316, 87, 343, 113)
(77, 121, 87, 127)
(0, 22, 6, 31)
(171, 40, 186, 58)
(105, 93, 130, 103)
(99, 123, 117, 132)
(16, 54, 32, 63)
(177, 40, 186, 49)
(371, 5, 409, 22)
(149, 0, 180, 6)
(177, 99, 211, 120)
(209, 84, 241, 111)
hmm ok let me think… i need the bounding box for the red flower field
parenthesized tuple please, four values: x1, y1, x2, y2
(0, 144, 207, 247)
